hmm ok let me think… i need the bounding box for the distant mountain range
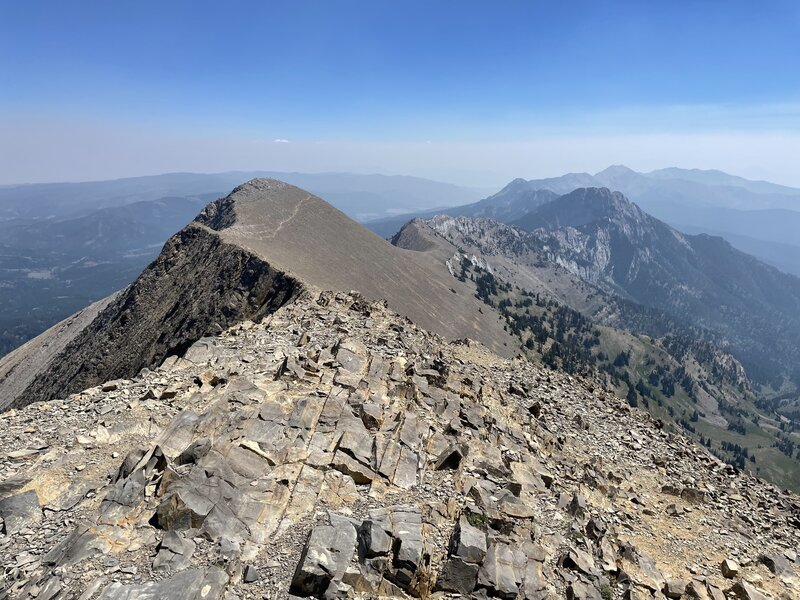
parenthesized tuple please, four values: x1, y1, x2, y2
(366, 165, 800, 277)
(0, 171, 486, 222)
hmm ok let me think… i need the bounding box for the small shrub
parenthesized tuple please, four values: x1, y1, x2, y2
(465, 512, 488, 530)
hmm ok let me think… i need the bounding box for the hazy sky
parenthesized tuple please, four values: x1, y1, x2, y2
(2, 1, 799, 187)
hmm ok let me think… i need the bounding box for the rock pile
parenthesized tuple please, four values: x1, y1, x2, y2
(1, 291, 798, 599)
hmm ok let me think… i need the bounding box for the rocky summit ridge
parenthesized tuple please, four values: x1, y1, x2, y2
(1, 291, 799, 600)
(0, 179, 511, 412)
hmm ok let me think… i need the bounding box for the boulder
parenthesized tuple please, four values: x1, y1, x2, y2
(567, 580, 604, 600)
(435, 516, 487, 594)
(453, 516, 487, 564)
(663, 578, 689, 598)
(477, 542, 522, 599)
(152, 531, 196, 571)
(720, 558, 739, 579)
(725, 581, 771, 600)
(290, 523, 357, 597)
(358, 520, 391, 558)
(759, 552, 792, 576)
(437, 557, 480, 594)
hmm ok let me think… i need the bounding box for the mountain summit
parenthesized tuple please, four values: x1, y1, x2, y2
(513, 187, 643, 231)
(508, 188, 800, 387)
(0, 179, 511, 411)
(2, 285, 799, 600)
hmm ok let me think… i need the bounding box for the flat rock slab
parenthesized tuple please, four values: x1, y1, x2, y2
(0, 489, 41, 534)
(98, 567, 228, 600)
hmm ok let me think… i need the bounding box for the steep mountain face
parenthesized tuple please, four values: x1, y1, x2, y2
(0, 179, 511, 411)
(407, 166, 800, 277)
(1, 292, 798, 599)
(513, 187, 643, 232)
(512, 188, 800, 387)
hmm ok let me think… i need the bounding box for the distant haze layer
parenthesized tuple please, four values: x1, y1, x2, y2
(3, 117, 800, 189)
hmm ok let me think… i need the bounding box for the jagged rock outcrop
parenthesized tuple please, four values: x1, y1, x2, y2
(1, 292, 798, 599)
(509, 188, 800, 386)
(0, 179, 512, 411)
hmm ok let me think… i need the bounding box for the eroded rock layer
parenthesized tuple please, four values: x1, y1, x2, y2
(1, 292, 798, 599)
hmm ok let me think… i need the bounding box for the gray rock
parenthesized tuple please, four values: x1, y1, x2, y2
(0, 490, 40, 534)
(331, 450, 377, 484)
(567, 580, 603, 600)
(436, 557, 480, 594)
(290, 524, 357, 597)
(452, 516, 487, 564)
(680, 488, 705, 504)
(242, 565, 259, 583)
(98, 567, 228, 600)
(337, 430, 374, 466)
(176, 438, 212, 466)
(358, 520, 391, 558)
(759, 552, 792, 576)
(720, 558, 739, 578)
(725, 581, 770, 600)
(152, 531, 196, 571)
(663, 578, 689, 598)
(477, 542, 521, 599)
(36, 575, 63, 600)
(562, 547, 597, 577)
(42, 523, 103, 567)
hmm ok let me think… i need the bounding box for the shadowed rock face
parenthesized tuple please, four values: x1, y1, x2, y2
(0, 178, 512, 410)
(4, 225, 300, 410)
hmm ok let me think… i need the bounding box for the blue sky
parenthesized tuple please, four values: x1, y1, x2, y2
(2, 1, 799, 185)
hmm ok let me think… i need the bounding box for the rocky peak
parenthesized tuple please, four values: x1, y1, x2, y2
(595, 164, 637, 177)
(514, 187, 648, 232)
(498, 177, 534, 194)
(0, 179, 514, 412)
(593, 165, 641, 187)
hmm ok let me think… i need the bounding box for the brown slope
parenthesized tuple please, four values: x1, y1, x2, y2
(0, 179, 512, 410)
(199, 180, 512, 352)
